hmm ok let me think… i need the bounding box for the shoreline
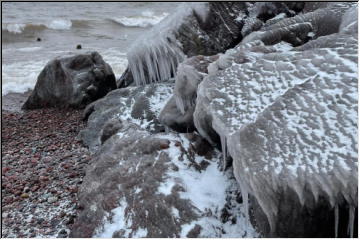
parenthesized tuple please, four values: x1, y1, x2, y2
(1, 92, 91, 238)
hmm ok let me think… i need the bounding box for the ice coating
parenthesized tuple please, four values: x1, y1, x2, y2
(194, 7, 358, 234)
(127, 3, 209, 85)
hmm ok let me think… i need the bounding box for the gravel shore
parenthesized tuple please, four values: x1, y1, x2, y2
(1, 93, 91, 238)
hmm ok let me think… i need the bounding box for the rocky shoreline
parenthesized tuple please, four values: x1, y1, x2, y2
(1, 94, 90, 238)
(1, 1, 358, 238)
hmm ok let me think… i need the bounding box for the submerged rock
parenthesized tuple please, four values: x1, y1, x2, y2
(22, 51, 116, 109)
(193, 3, 358, 237)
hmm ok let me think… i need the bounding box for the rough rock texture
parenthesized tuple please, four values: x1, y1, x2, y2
(71, 127, 258, 238)
(80, 83, 173, 152)
(22, 52, 116, 109)
(120, 2, 304, 86)
(159, 55, 218, 132)
(193, 3, 358, 237)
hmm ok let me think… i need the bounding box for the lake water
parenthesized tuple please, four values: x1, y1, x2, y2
(2, 2, 180, 95)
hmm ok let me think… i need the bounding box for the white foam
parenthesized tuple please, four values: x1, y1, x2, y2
(2, 23, 26, 33)
(112, 11, 168, 28)
(46, 19, 72, 30)
(2, 60, 47, 95)
(17, 47, 43, 52)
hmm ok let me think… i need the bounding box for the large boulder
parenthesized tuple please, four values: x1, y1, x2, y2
(80, 83, 173, 152)
(22, 51, 116, 109)
(70, 127, 258, 238)
(193, 4, 358, 237)
(119, 2, 305, 87)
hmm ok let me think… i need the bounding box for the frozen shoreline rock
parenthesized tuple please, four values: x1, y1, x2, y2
(22, 52, 116, 109)
(72, 2, 357, 238)
(159, 55, 218, 132)
(71, 127, 258, 238)
(192, 4, 358, 237)
(119, 2, 304, 87)
(80, 83, 173, 152)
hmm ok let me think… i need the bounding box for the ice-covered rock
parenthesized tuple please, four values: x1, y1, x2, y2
(70, 128, 258, 238)
(80, 83, 173, 152)
(193, 4, 358, 237)
(159, 55, 218, 132)
(242, 2, 356, 47)
(120, 2, 304, 86)
(22, 52, 116, 109)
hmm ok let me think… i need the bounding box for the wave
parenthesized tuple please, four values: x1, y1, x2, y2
(1, 18, 91, 36)
(2, 59, 47, 96)
(2, 20, 72, 34)
(110, 11, 169, 28)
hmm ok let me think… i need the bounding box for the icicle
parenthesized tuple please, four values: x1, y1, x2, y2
(239, 182, 249, 230)
(165, 126, 170, 133)
(347, 206, 355, 238)
(220, 134, 227, 171)
(128, 37, 184, 86)
(334, 205, 339, 238)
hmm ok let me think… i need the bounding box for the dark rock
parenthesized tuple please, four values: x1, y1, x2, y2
(159, 96, 195, 133)
(37, 37, 41, 42)
(76, 44, 82, 49)
(186, 224, 202, 238)
(22, 51, 116, 110)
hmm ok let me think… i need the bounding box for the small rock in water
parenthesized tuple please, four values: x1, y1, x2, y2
(76, 44, 82, 49)
(37, 37, 41, 42)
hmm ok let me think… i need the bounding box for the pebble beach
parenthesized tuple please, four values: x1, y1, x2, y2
(2, 93, 90, 237)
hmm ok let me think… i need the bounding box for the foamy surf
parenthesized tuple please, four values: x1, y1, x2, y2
(2, 19, 72, 34)
(111, 11, 169, 28)
(2, 60, 47, 96)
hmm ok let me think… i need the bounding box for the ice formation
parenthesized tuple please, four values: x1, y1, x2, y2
(127, 3, 209, 85)
(193, 3, 358, 236)
(125, 2, 302, 87)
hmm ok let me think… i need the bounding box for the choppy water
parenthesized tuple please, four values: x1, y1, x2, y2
(2, 2, 180, 95)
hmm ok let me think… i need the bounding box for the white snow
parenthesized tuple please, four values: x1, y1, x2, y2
(157, 133, 258, 237)
(95, 198, 131, 238)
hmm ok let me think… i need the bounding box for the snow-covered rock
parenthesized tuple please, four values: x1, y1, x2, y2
(80, 83, 173, 152)
(71, 127, 258, 238)
(193, 3, 358, 237)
